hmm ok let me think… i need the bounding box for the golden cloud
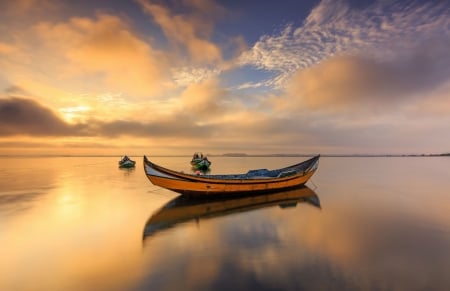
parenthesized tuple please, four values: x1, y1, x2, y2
(0, 42, 16, 55)
(32, 14, 172, 97)
(282, 45, 450, 115)
(286, 56, 394, 111)
(180, 78, 228, 116)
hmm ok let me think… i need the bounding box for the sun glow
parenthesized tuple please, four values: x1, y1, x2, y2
(59, 105, 91, 122)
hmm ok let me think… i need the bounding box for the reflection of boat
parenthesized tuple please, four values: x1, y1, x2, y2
(190, 152, 211, 170)
(143, 186, 320, 240)
(119, 166, 135, 175)
(143, 155, 319, 197)
(119, 156, 136, 168)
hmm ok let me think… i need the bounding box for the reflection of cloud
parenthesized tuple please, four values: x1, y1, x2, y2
(141, 190, 450, 291)
(276, 206, 450, 291)
(0, 191, 45, 215)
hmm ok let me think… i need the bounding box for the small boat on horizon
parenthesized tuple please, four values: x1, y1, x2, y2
(143, 154, 319, 197)
(119, 155, 136, 168)
(190, 152, 211, 170)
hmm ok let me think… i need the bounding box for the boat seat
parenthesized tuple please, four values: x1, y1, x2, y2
(246, 169, 270, 177)
(277, 170, 297, 178)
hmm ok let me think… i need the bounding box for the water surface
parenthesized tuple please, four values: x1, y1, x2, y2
(1, 156, 449, 291)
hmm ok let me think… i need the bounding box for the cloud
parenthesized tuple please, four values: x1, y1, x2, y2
(98, 79, 233, 137)
(170, 35, 247, 86)
(1, 1, 230, 102)
(171, 66, 222, 86)
(282, 45, 450, 113)
(411, 81, 450, 116)
(31, 14, 172, 98)
(4, 86, 29, 95)
(180, 78, 230, 116)
(97, 117, 214, 139)
(0, 94, 216, 139)
(0, 97, 86, 136)
(0, 0, 58, 16)
(1, 92, 448, 154)
(0, 42, 16, 55)
(1, 0, 449, 155)
(138, 0, 224, 64)
(238, 0, 450, 89)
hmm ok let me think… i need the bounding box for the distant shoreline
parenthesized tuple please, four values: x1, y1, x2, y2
(220, 154, 450, 157)
(0, 153, 448, 158)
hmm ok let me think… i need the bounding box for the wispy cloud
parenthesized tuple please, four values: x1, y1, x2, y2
(138, 0, 224, 64)
(171, 66, 222, 86)
(238, 0, 450, 89)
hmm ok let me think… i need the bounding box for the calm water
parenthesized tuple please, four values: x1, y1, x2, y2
(1, 156, 449, 291)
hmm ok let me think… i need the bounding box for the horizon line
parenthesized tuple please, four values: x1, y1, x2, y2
(0, 153, 448, 158)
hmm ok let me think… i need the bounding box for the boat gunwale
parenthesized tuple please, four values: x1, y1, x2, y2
(144, 155, 319, 185)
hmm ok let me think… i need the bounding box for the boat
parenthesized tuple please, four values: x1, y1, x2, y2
(190, 152, 211, 170)
(143, 186, 320, 240)
(191, 158, 211, 170)
(143, 154, 319, 197)
(118, 155, 136, 168)
(191, 166, 210, 175)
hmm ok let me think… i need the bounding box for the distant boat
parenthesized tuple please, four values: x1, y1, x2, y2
(118, 156, 136, 168)
(143, 154, 319, 197)
(190, 152, 211, 170)
(143, 186, 320, 240)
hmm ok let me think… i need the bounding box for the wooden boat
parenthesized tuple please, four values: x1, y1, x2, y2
(191, 166, 210, 175)
(143, 186, 320, 240)
(190, 152, 211, 170)
(191, 158, 211, 170)
(118, 156, 136, 168)
(143, 155, 319, 197)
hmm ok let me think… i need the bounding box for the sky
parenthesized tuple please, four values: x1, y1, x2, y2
(0, 0, 449, 156)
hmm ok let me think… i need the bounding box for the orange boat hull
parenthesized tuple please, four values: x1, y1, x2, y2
(143, 155, 319, 197)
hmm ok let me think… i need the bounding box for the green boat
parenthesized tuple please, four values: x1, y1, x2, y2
(190, 152, 211, 170)
(118, 156, 136, 168)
